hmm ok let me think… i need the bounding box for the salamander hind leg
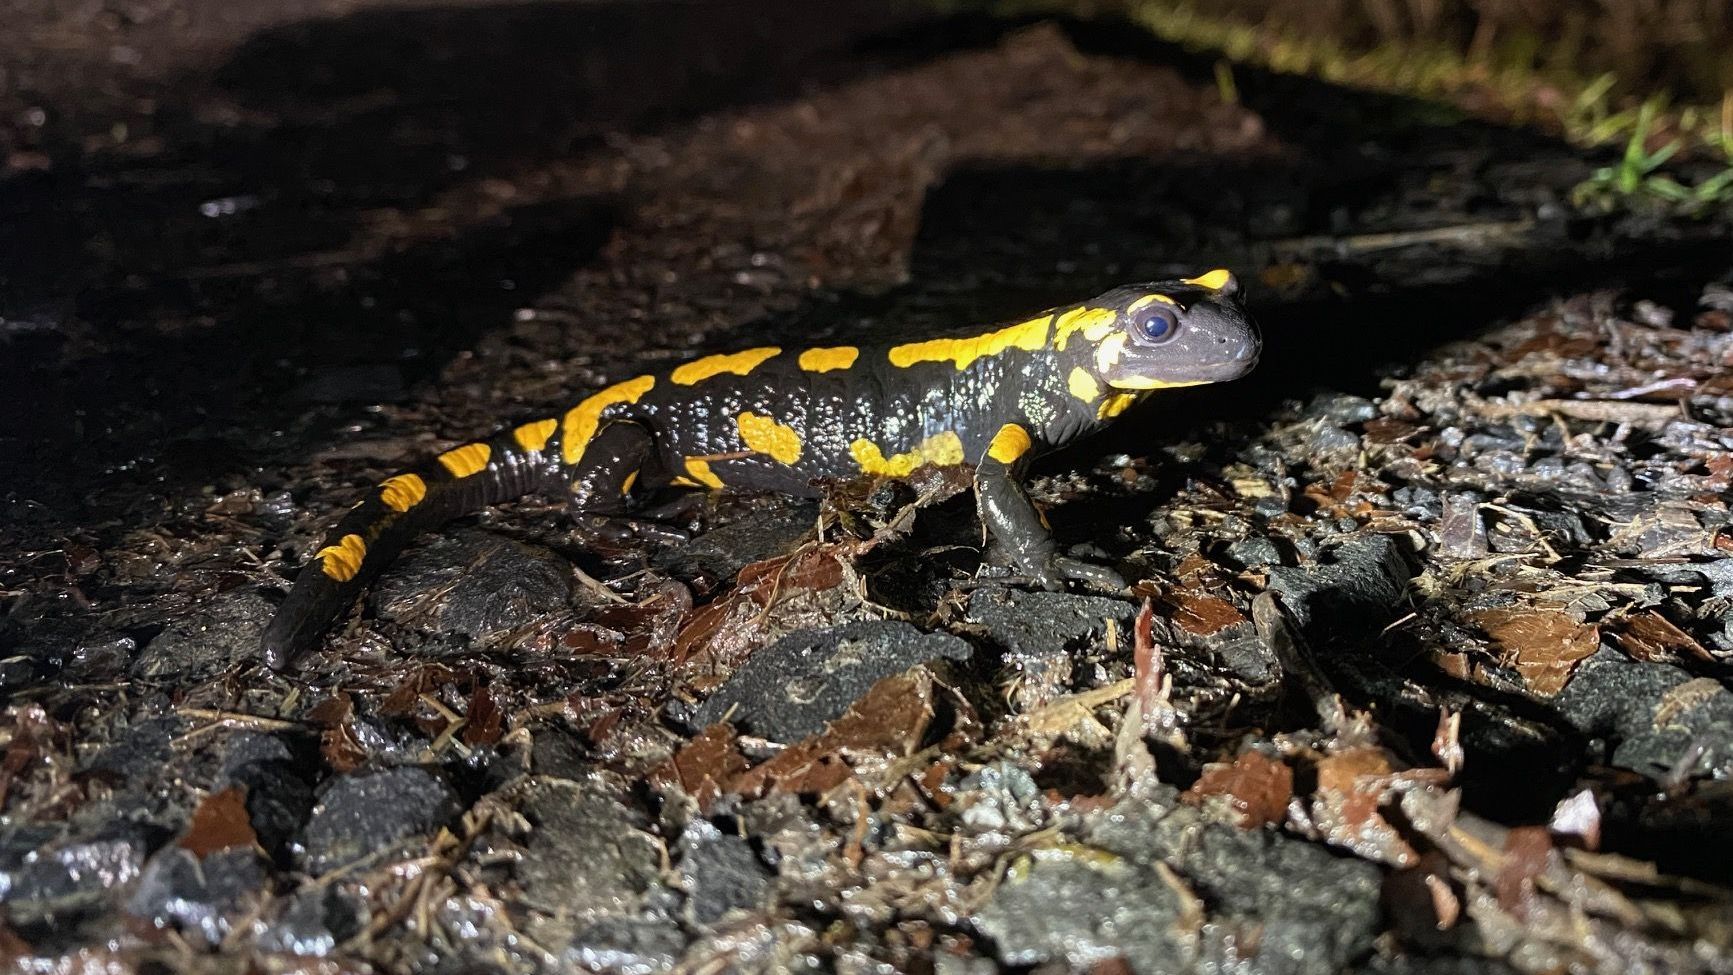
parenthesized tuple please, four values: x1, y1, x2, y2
(974, 424, 1126, 591)
(563, 420, 692, 545)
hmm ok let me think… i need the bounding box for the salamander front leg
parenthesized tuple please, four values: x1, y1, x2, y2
(974, 424, 1126, 591)
(565, 420, 690, 544)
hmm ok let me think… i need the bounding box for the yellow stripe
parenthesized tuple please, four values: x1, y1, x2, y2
(671, 347, 781, 386)
(1067, 367, 1100, 404)
(437, 443, 491, 478)
(797, 346, 859, 373)
(1097, 392, 1143, 419)
(848, 431, 965, 477)
(736, 411, 803, 465)
(987, 424, 1033, 464)
(562, 375, 657, 466)
(378, 473, 427, 513)
(621, 470, 638, 495)
(887, 316, 1050, 370)
(683, 457, 724, 489)
(1052, 307, 1118, 351)
(316, 534, 367, 582)
(1182, 268, 1234, 291)
(1125, 294, 1179, 312)
(513, 418, 557, 453)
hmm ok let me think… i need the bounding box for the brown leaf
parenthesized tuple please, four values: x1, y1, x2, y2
(462, 684, 504, 746)
(1133, 598, 1163, 725)
(1184, 751, 1293, 828)
(651, 723, 750, 810)
(732, 670, 937, 799)
(1383, 851, 1460, 938)
(178, 786, 257, 858)
(1312, 747, 1417, 865)
(1163, 589, 1247, 636)
(1471, 608, 1600, 696)
(1494, 825, 1554, 916)
(1362, 418, 1419, 444)
(1613, 610, 1712, 664)
(304, 693, 354, 728)
(320, 721, 367, 774)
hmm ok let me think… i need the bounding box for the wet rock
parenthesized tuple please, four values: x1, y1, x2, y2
(975, 855, 1191, 971)
(1307, 392, 1379, 426)
(677, 819, 770, 925)
(1553, 647, 1733, 777)
(131, 591, 274, 680)
(1085, 786, 1382, 975)
(689, 620, 971, 742)
(513, 775, 664, 921)
(1266, 533, 1413, 634)
(301, 766, 463, 875)
(253, 886, 363, 956)
(1225, 536, 1286, 570)
(568, 915, 688, 974)
(965, 587, 1135, 705)
(371, 529, 573, 647)
(219, 733, 313, 857)
(955, 761, 1044, 835)
(653, 501, 819, 581)
(126, 846, 267, 944)
(1, 822, 164, 927)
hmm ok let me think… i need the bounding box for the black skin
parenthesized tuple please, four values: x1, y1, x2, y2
(262, 272, 1261, 669)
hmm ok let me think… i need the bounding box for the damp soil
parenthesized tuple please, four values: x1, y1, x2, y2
(3, 3, 1733, 972)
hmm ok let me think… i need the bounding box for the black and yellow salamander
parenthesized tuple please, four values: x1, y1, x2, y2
(261, 269, 1261, 669)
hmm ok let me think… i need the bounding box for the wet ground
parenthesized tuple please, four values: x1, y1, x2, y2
(3, 2, 1733, 972)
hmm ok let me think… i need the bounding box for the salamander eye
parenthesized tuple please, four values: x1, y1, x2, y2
(1130, 304, 1179, 344)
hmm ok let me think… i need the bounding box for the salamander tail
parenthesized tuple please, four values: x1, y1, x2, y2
(261, 428, 558, 670)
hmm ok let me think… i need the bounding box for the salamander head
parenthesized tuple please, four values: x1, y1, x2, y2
(1088, 269, 1261, 390)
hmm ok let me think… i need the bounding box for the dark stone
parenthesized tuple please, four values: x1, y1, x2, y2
(371, 529, 573, 647)
(568, 915, 688, 975)
(1306, 392, 1379, 425)
(677, 819, 770, 925)
(130, 592, 275, 680)
(1084, 786, 1382, 975)
(653, 501, 819, 582)
(219, 733, 313, 857)
(1553, 647, 1733, 777)
(513, 775, 664, 920)
(126, 846, 268, 944)
(975, 856, 1191, 971)
(1224, 536, 1285, 570)
(964, 587, 1137, 658)
(301, 766, 463, 875)
(0, 822, 165, 927)
(689, 620, 971, 742)
(1266, 533, 1413, 634)
(253, 886, 364, 956)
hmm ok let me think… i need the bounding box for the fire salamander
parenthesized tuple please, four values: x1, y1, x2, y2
(262, 269, 1261, 669)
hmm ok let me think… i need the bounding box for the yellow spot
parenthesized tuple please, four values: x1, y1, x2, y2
(1052, 307, 1119, 350)
(437, 442, 491, 478)
(849, 431, 965, 477)
(1094, 333, 1128, 376)
(798, 346, 859, 372)
(1109, 376, 1209, 390)
(671, 347, 781, 386)
(1126, 293, 1179, 311)
(1183, 268, 1234, 291)
(671, 475, 700, 488)
(1067, 367, 1100, 404)
(378, 473, 427, 513)
(736, 412, 803, 465)
(316, 534, 367, 582)
(562, 375, 657, 465)
(683, 457, 724, 489)
(888, 316, 1050, 370)
(513, 418, 557, 453)
(621, 470, 638, 495)
(987, 424, 1033, 464)
(1098, 393, 1143, 419)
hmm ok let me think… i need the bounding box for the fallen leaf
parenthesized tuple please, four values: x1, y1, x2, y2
(1494, 825, 1554, 916)
(1184, 751, 1293, 828)
(1312, 747, 1417, 865)
(179, 787, 257, 858)
(1162, 589, 1247, 636)
(1471, 608, 1600, 696)
(462, 684, 504, 746)
(1613, 611, 1712, 664)
(651, 723, 750, 810)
